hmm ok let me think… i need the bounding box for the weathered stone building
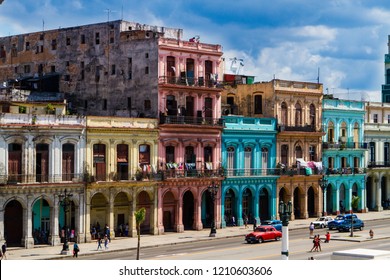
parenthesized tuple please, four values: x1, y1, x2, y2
(0, 20, 182, 117)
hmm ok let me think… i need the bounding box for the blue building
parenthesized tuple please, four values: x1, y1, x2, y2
(221, 116, 278, 227)
(322, 98, 367, 214)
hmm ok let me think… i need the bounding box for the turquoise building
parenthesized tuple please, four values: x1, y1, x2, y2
(221, 116, 278, 227)
(322, 98, 367, 214)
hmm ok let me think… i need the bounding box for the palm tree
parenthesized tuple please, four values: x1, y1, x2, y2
(134, 207, 146, 260)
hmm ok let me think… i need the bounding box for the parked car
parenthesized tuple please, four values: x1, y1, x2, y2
(260, 220, 282, 231)
(327, 214, 358, 230)
(312, 216, 333, 228)
(338, 218, 365, 232)
(245, 225, 282, 244)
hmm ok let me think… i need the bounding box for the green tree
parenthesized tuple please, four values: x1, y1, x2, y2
(351, 196, 360, 212)
(134, 207, 146, 260)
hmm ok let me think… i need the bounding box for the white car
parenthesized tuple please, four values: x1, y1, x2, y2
(312, 216, 333, 228)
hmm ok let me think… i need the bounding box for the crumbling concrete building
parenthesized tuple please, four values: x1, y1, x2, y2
(0, 20, 183, 117)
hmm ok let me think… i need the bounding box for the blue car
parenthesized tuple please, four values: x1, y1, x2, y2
(327, 214, 358, 230)
(260, 220, 282, 231)
(338, 218, 365, 232)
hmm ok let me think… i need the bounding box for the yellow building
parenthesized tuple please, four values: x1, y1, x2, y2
(85, 116, 159, 241)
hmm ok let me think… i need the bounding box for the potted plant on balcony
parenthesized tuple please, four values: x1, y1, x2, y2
(46, 103, 55, 114)
(135, 168, 143, 181)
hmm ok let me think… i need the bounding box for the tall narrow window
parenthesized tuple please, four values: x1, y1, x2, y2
(254, 95, 262, 114)
(117, 144, 128, 180)
(385, 142, 390, 165)
(295, 145, 303, 159)
(295, 103, 302, 126)
(95, 32, 100, 44)
(227, 146, 235, 176)
(93, 144, 106, 181)
(369, 142, 375, 163)
(309, 104, 315, 127)
(281, 102, 288, 126)
(281, 145, 288, 166)
(309, 145, 316, 161)
(165, 146, 175, 163)
(244, 147, 252, 176)
(328, 121, 335, 142)
(36, 144, 49, 182)
(62, 143, 74, 181)
(204, 97, 213, 119)
(167, 56, 175, 83)
(205, 60, 213, 86)
(8, 143, 22, 182)
(139, 144, 150, 169)
(261, 147, 268, 175)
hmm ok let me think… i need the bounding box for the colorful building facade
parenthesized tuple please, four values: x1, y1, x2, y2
(322, 98, 367, 214)
(221, 116, 278, 227)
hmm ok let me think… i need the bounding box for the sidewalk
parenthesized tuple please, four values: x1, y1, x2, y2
(6, 210, 390, 260)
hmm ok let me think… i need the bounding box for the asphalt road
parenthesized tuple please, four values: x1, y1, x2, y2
(71, 220, 390, 260)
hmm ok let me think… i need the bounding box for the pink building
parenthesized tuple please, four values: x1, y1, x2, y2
(157, 37, 224, 233)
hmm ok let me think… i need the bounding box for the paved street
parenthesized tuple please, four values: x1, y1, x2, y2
(5, 210, 390, 260)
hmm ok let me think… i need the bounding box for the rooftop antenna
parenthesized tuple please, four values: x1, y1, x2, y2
(317, 67, 320, 84)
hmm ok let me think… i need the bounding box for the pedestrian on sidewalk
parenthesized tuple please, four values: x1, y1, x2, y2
(104, 234, 109, 250)
(73, 242, 80, 258)
(1, 242, 7, 260)
(243, 214, 248, 229)
(97, 235, 102, 250)
(325, 231, 331, 243)
(309, 222, 314, 237)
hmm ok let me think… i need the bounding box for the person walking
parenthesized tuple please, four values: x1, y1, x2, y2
(310, 235, 320, 252)
(73, 242, 79, 258)
(309, 222, 314, 237)
(325, 231, 331, 243)
(1, 242, 7, 260)
(96, 235, 102, 250)
(104, 234, 109, 250)
(243, 214, 248, 229)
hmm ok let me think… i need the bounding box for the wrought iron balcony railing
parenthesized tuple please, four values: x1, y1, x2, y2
(322, 142, 368, 150)
(367, 161, 390, 168)
(159, 115, 223, 126)
(325, 167, 366, 175)
(159, 76, 220, 88)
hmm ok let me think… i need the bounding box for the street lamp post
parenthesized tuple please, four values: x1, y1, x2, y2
(279, 200, 292, 260)
(208, 181, 219, 237)
(319, 176, 328, 216)
(59, 189, 73, 255)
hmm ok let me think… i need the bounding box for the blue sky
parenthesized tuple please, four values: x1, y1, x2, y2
(1, 0, 390, 101)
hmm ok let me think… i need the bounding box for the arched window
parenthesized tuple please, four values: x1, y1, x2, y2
(295, 145, 302, 159)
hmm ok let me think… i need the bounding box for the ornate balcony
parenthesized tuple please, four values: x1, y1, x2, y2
(159, 115, 223, 127)
(158, 76, 220, 89)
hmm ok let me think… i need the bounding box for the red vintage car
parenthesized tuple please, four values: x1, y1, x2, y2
(245, 225, 282, 244)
